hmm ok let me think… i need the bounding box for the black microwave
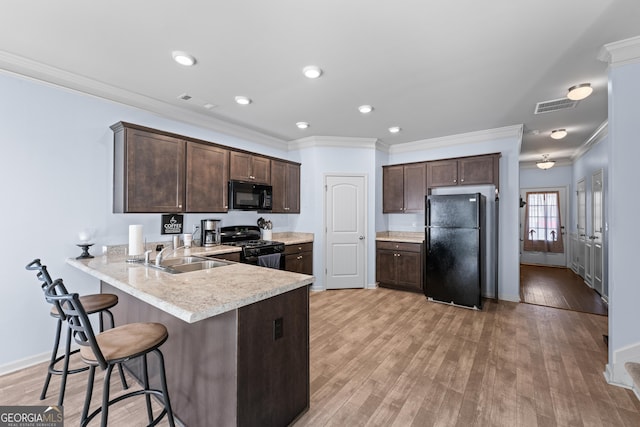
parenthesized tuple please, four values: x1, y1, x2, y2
(228, 180, 273, 211)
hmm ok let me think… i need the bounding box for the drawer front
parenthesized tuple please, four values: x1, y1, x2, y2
(284, 242, 313, 255)
(376, 241, 422, 253)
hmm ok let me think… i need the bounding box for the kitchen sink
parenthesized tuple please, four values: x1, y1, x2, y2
(147, 256, 232, 274)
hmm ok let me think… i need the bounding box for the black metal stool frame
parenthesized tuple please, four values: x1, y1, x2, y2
(26, 259, 128, 406)
(45, 279, 175, 427)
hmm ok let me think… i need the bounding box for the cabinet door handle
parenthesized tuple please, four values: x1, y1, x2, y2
(453, 179, 457, 183)
(297, 255, 303, 260)
(461, 178, 465, 182)
(359, 235, 365, 240)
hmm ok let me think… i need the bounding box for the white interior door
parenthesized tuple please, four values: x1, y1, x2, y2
(519, 186, 567, 267)
(325, 175, 366, 289)
(591, 169, 604, 295)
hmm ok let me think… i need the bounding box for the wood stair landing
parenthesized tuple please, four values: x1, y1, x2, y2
(626, 362, 640, 399)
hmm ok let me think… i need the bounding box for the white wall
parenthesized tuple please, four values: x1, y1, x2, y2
(0, 71, 295, 370)
(602, 39, 640, 386)
(291, 139, 379, 290)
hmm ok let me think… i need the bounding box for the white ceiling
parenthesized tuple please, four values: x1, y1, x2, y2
(1, 0, 639, 163)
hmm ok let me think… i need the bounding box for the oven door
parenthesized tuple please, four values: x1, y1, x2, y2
(245, 253, 284, 269)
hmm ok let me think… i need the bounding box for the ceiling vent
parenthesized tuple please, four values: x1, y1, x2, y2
(177, 93, 192, 101)
(534, 97, 578, 114)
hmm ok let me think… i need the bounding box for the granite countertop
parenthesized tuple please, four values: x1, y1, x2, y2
(272, 232, 314, 245)
(376, 231, 424, 243)
(66, 250, 314, 324)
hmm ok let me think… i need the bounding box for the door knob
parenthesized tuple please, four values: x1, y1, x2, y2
(359, 235, 365, 240)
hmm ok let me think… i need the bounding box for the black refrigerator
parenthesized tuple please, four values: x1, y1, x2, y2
(424, 193, 485, 309)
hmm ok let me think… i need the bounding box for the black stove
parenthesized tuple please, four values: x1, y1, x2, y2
(220, 226, 285, 263)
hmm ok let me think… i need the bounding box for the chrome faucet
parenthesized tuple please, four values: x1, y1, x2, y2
(155, 245, 186, 266)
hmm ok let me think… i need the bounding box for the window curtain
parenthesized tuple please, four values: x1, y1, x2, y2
(523, 191, 564, 253)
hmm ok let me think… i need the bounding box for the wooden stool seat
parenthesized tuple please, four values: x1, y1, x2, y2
(80, 322, 168, 364)
(50, 293, 118, 317)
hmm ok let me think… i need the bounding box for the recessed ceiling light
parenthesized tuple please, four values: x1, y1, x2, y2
(302, 65, 322, 79)
(203, 103, 216, 110)
(234, 96, 252, 105)
(296, 122, 309, 129)
(567, 83, 592, 101)
(358, 105, 373, 114)
(388, 126, 401, 134)
(550, 129, 567, 139)
(172, 51, 196, 67)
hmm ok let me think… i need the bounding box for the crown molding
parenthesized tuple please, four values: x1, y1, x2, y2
(598, 35, 640, 67)
(387, 124, 523, 154)
(0, 51, 289, 150)
(571, 120, 608, 161)
(288, 135, 380, 151)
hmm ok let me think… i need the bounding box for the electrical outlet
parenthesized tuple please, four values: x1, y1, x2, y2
(273, 317, 283, 340)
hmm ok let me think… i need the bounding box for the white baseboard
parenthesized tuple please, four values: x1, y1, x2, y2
(604, 343, 640, 389)
(0, 351, 51, 376)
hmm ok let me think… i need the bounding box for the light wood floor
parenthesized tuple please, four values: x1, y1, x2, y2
(520, 264, 608, 316)
(2, 288, 638, 426)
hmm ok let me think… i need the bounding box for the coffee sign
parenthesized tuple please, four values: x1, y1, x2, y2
(161, 214, 184, 235)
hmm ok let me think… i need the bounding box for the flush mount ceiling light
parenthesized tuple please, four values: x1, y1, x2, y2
(536, 154, 556, 170)
(302, 65, 322, 79)
(296, 122, 309, 129)
(567, 83, 593, 101)
(171, 51, 196, 67)
(358, 105, 373, 114)
(388, 126, 401, 134)
(550, 129, 567, 139)
(234, 96, 252, 105)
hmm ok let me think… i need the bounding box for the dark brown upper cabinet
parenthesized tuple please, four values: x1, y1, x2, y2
(230, 151, 271, 184)
(112, 123, 185, 213)
(271, 160, 301, 213)
(112, 122, 301, 214)
(383, 163, 427, 213)
(427, 154, 500, 189)
(185, 142, 229, 213)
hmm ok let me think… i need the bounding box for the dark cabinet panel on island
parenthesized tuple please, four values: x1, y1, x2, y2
(102, 283, 310, 427)
(237, 286, 309, 427)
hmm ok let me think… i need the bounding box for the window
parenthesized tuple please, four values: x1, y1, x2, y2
(523, 191, 564, 253)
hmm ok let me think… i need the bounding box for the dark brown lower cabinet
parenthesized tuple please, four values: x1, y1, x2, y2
(376, 241, 423, 293)
(102, 283, 309, 427)
(284, 242, 313, 275)
(238, 286, 309, 427)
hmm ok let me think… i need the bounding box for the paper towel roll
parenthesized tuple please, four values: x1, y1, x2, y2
(128, 225, 144, 256)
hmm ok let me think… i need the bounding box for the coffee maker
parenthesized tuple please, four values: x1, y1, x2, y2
(201, 219, 221, 247)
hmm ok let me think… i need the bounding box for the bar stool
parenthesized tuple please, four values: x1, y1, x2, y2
(25, 259, 128, 406)
(45, 278, 175, 427)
